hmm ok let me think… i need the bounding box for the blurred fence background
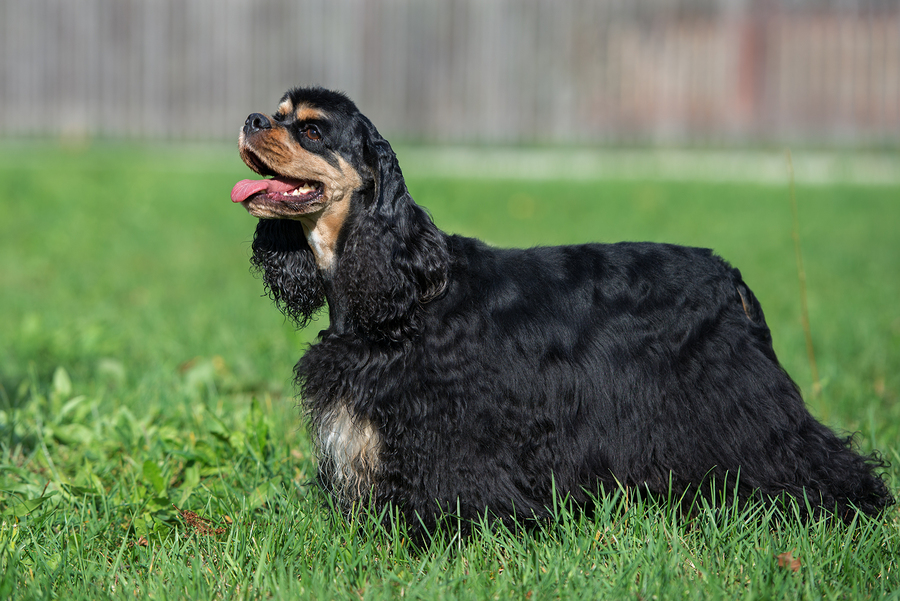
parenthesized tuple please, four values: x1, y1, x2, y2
(1, 0, 898, 145)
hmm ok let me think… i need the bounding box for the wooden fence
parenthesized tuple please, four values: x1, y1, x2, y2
(1, 0, 898, 144)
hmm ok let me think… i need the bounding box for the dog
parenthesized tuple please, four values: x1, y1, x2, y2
(231, 86, 893, 537)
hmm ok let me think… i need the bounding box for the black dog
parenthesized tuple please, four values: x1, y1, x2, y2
(232, 87, 893, 536)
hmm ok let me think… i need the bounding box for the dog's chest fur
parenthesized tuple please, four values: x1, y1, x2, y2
(314, 402, 382, 506)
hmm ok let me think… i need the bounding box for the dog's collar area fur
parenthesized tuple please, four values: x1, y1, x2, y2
(236, 86, 894, 542)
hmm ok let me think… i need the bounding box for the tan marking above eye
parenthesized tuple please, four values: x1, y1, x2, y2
(278, 98, 294, 116)
(295, 105, 325, 122)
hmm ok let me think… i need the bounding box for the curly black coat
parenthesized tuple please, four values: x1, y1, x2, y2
(232, 87, 893, 537)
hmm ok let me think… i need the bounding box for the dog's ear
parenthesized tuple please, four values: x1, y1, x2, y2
(333, 116, 449, 341)
(251, 218, 326, 327)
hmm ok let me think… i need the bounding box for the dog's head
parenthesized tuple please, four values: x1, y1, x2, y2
(233, 87, 448, 339)
(233, 88, 368, 265)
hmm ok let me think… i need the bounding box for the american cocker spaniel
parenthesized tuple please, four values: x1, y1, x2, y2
(231, 86, 893, 538)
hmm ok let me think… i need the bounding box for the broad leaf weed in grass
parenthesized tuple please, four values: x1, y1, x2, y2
(1, 364, 313, 598)
(1, 143, 899, 599)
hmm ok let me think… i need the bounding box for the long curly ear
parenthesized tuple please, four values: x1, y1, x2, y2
(250, 219, 325, 327)
(332, 117, 449, 341)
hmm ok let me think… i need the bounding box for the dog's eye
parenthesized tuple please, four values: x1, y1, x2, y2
(303, 126, 322, 141)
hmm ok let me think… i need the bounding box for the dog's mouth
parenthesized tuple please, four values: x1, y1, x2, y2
(232, 143, 327, 216)
(231, 176, 324, 206)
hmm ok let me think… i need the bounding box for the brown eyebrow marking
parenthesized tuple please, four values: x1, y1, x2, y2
(278, 98, 294, 116)
(295, 104, 325, 122)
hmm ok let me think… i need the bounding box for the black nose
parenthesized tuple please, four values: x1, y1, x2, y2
(243, 113, 271, 135)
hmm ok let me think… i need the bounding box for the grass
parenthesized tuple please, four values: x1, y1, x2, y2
(1, 142, 898, 599)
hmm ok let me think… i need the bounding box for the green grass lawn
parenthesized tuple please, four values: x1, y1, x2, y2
(1, 142, 898, 599)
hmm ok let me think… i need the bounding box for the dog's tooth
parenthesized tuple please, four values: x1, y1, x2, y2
(289, 184, 316, 196)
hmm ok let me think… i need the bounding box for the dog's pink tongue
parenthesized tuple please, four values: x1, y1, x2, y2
(231, 177, 301, 203)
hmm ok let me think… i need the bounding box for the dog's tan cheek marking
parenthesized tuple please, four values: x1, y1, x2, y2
(300, 157, 362, 269)
(305, 200, 350, 269)
(317, 403, 382, 505)
(278, 98, 294, 116)
(255, 127, 295, 163)
(259, 132, 331, 182)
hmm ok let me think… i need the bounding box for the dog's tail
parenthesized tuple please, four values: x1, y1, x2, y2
(803, 425, 895, 519)
(727, 270, 894, 519)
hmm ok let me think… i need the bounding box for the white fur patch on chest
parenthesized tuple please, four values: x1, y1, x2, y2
(316, 402, 382, 507)
(306, 228, 336, 269)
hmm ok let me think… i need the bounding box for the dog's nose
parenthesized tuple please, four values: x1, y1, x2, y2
(243, 113, 272, 135)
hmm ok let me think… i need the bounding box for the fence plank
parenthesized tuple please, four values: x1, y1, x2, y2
(1, 0, 898, 143)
